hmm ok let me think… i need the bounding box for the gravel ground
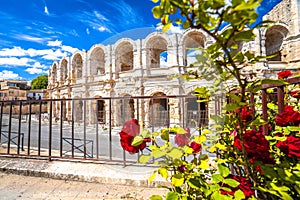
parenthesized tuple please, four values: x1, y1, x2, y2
(0, 172, 168, 200)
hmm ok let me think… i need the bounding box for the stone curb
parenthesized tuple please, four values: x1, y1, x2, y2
(0, 157, 166, 188)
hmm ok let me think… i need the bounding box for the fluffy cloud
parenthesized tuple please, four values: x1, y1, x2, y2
(25, 62, 48, 75)
(0, 57, 33, 66)
(0, 70, 21, 79)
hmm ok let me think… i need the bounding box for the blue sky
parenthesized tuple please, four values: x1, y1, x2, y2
(0, 0, 281, 81)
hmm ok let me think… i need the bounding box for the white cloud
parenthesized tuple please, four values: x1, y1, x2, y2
(16, 34, 46, 43)
(0, 70, 21, 79)
(156, 24, 183, 34)
(0, 46, 26, 57)
(44, 6, 49, 15)
(86, 28, 90, 35)
(61, 45, 78, 54)
(0, 57, 33, 66)
(25, 62, 48, 75)
(47, 40, 62, 47)
(97, 26, 108, 32)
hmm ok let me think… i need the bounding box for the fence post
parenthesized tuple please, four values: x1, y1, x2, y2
(261, 89, 268, 135)
(277, 86, 284, 114)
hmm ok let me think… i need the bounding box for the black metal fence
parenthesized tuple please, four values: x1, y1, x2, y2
(0, 95, 211, 165)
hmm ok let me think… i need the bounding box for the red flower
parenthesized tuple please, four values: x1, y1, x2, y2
(178, 165, 187, 173)
(291, 90, 300, 99)
(234, 130, 273, 164)
(174, 128, 191, 147)
(220, 175, 255, 197)
(276, 135, 300, 159)
(235, 105, 253, 122)
(119, 119, 147, 154)
(278, 70, 292, 79)
(190, 141, 202, 154)
(275, 106, 300, 127)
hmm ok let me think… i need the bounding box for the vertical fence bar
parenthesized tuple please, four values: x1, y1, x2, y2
(48, 100, 53, 159)
(261, 89, 268, 135)
(27, 102, 32, 155)
(95, 99, 99, 159)
(71, 99, 75, 158)
(151, 98, 154, 132)
(109, 98, 112, 161)
(83, 100, 87, 159)
(181, 97, 185, 128)
(7, 101, 13, 154)
(38, 101, 42, 156)
(60, 100, 63, 157)
(0, 102, 3, 143)
(17, 101, 22, 154)
(277, 86, 284, 114)
(250, 93, 256, 131)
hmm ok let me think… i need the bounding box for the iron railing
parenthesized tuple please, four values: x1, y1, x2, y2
(0, 95, 211, 165)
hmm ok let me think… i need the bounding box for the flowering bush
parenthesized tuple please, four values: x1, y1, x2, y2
(118, 0, 300, 199)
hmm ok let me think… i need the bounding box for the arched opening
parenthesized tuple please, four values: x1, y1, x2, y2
(72, 54, 83, 79)
(115, 42, 133, 72)
(74, 99, 83, 122)
(185, 92, 208, 128)
(52, 64, 57, 84)
(60, 59, 68, 83)
(97, 99, 105, 124)
(62, 97, 67, 121)
(149, 92, 169, 127)
(90, 47, 105, 75)
(120, 95, 135, 124)
(146, 36, 168, 68)
(183, 31, 205, 66)
(265, 25, 288, 61)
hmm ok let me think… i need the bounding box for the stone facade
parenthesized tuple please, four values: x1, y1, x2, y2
(47, 0, 300, 126)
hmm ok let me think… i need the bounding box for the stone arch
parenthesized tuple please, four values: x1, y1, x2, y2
(89, 45, 105, 75)
(51, 62, 58, 85)
(145, 34, 168, 68)
(71, 53, 83, 80)
(185, 91, 208, 128)
(181, 29, 207, 66)
(73, 97, 83, 122)
(265, 24, 289, 61)
(117, 94, 135, 124)
(92, 95, 106, 124)
(220, 25, 244, 54)
(114, 38, 135, 72)
(149, 92, 169, 127)
(60, 58, 68, 83)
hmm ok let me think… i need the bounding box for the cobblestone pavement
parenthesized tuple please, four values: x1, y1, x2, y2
(0, 172, 167, 200)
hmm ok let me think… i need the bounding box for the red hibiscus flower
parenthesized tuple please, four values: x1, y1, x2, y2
(190, 141, 202, 154)
(174, 128, 191, 147)
(291, 90, 300, 99)
(278, 70, 292, 79)
(119, 119, 147, 154)
(275, 106, 300, 127)
(220, 175, 255, 197)
(276, 135, 300, 159)
(234, 130, 273, 164)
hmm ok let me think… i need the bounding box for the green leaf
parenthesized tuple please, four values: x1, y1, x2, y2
(152, 149, 166, 158)
(262, 79, 288, 85)
(131, 136, 144, 146)
(188, 178, 201, 189)
(234, 189, 245, 200)
(225, 103, 239, 111)
(148, 171, 157, 184)
(139, 155, 151, 163)
(141, 129, 151, 138)
(150, 195, 163, 200)
(218, 164, 230, 177)
(161, 130, 170, 141)
(152, 6, 163, 19)
(166, 191, 179, 200)
(199, 160, 210, 169)
(171, 174, 184, 187)
(152, 0, 159, 3)
(212, 174, 224, 183)
(224, 178, 240, 187)
(235, 1, 260, 11)
(171, 127, 186, 134)
(233, 30, 256, 42)
(287, 126, 300, 132)
(167, 148, 183, 159)
(159, 168, 168, 179)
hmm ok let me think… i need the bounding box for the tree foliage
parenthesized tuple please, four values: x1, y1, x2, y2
(31, 74, 48, 89)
